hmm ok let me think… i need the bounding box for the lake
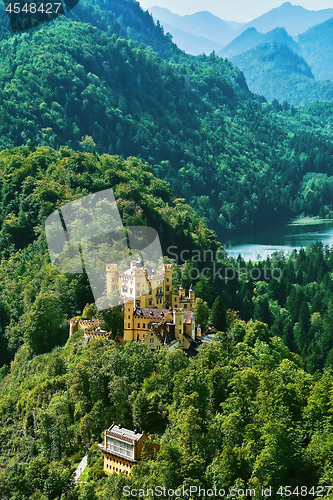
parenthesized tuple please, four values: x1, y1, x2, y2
(224, 218, 333, 261)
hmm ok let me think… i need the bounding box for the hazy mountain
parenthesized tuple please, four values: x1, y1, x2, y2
(160, 21, 221, 55)
(224, 20, 245, 30)
(219, 27, 299, 58)
(232, 42, 333, 106)
(298, 17, 333, 81)
(236, 2, 333, 37)
(148, 6, 235, 48)
(148, 3, 333, 59)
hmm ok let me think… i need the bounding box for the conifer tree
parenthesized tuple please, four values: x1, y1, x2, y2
(209, 296, 227, 332)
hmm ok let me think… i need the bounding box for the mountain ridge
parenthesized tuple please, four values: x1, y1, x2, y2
(234, 2, 333, 37)
(232, 42, 333, 106)
(219, 26, 300, 58)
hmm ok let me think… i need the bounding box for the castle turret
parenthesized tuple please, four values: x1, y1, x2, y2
(69, 318, 78, 337)
(179, 283, 185, 299)
(124, 299, 135, 341)
(189, 284, 195, 311)
(163, 263, 173, 307)
(173, 308, 184, 339)
(106, 264, 118, 296)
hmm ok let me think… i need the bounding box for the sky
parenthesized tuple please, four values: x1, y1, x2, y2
(137, 0, 333, 22)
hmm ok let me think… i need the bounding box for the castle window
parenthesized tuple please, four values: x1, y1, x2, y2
(112, 279, 115, 282)
(166, 278, 169, 282)
(128, 323, 130, 328)
(149, 289, 152, 294)
(184, 304, 187, 308)
(143, 323, 146, 328)
(128, 308, 130, 312)
(184, 325, 186, 331)
(149, 299, 152, 305)
(128, 315, 130, 319)
(166, 295, 169, 301)
(150, 337, 154, 343)
(138, 323, 140, 328)
(136, 292, 140, 297)
(130, 289, 133, 294)
(136, 300, 140, 307)
(137, 283, 140, 287)
(166, 286, 169, 291)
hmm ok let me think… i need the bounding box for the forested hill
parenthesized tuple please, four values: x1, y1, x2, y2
(232, 42, 333, 106)
(0, 145, 219, 366)
(1, 17, 333, 238)
(0, 0, 182, 60)
(0, 1, 333, 239)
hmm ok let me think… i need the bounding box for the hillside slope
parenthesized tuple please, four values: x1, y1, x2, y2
(1, 19, 333, 237)
(154, 20, 220, 55)
(298, 17, 333, 82)
(232, 43, 333, 106)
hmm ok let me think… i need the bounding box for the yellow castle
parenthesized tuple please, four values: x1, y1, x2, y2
(70, 259, 200, 353)
(107, 258, 198, 352)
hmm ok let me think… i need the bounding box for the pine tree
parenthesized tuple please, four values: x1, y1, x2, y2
(209, 296, 227, 332)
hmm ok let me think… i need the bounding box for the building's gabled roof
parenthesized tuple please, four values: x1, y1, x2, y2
(133, 307, 193, 324)
(106, 423, 143, 443)
(137, 308, 172, 320)
(183, 310, 193, 324)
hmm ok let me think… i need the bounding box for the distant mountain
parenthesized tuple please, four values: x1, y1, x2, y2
(148, 7, 235, 51)
(236, 2, 333, 37)
(219, 27, 299, 58)
(232, 42, 333, 106)
(160, 21, 220, 55)
(148, 3, 333, 58)
(298, 17, 333, 82)
(224, 20, 245, 30)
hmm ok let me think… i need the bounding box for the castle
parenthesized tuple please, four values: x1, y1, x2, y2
(108, 259, 199, 352)
(70, 259, 200, 354)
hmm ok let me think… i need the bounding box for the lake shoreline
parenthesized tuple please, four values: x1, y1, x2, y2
(288, 216, 333, 226)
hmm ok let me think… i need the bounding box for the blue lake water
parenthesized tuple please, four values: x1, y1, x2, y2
(224, 220, 333, 261)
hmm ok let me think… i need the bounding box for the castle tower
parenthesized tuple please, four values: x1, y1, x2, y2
(163, 263, 174, 308)
(133, 265, 148, 308)
(69, 319, 78, 337)
(106, 264, 118, 297)
(124, 299, 135, 341)
(189, 284, 195, 311)
(173, 309, 184, 339)
(179, 283, 185, 299)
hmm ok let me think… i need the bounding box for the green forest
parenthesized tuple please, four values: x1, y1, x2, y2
(0, 2, 331, 236)
(232, 42, 333, 106)
(1, 146, 333, 499)
(0, 0, 333, 498)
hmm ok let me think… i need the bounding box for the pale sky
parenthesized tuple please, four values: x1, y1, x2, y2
(137, 0, 333, 22)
